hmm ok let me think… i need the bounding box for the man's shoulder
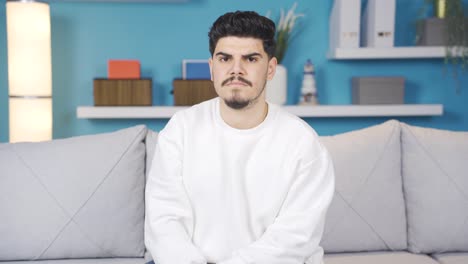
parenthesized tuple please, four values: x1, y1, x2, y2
(270, 105, 326, 157)
(273, 105, 319, 138)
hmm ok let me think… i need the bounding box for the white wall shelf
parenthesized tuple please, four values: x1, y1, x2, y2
(77, 104, 443, 119)
(327, 46, 462, 60)
(50, 0, 189, 3)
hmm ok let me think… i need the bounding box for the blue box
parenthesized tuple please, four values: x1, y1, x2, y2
(182, 60, 211, 80)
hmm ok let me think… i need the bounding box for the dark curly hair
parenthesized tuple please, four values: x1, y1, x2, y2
(208, 11, 276, 59)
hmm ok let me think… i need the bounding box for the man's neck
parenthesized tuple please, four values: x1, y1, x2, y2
(219, 99, 269, 130)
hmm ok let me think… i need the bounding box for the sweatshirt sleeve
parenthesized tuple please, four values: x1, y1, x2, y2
(145, 114, 207, 264)
(218, 144, 335, 264)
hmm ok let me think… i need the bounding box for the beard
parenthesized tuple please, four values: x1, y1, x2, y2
(221, 76, 266, 110)
(225, 96, 250, 109)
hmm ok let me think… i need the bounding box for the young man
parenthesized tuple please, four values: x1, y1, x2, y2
(145, 11, 335, 264)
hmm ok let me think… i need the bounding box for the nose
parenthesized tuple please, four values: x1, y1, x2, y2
(229, 58, 246, 76)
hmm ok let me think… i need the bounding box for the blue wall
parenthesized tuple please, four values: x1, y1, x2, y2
(1, 0, 467, 142)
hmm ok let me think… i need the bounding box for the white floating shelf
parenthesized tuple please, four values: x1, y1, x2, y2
(328, 46, 462, 60)
(77, 104, 443, 119)
(286, 104, 443, 117)
(77, 106, 186, 119)
(50, 0, 189, 2)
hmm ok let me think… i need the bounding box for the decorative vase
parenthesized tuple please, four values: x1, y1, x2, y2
(266, 64, 287, 105)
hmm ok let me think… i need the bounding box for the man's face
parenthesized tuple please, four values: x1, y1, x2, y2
(209, 36, 277, 110)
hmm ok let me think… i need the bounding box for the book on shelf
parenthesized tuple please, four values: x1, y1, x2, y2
(108, 60, 141, 79)
(362, 0, 396, 47)
(329, 0, 361, 49)
(182, 60, 211, 80)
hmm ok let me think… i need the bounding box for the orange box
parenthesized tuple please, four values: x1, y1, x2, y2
(108, 60, 141, 79)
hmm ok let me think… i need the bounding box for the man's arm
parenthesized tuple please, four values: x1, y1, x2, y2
(218, 148, 335, 264)
(145, 115, 207, 264)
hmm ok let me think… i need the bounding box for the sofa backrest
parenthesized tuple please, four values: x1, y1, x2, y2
(319, 120, 407, 253)
(3, 120, 466, 260)
(0, 125, 147, 261)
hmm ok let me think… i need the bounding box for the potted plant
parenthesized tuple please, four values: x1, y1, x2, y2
(266, 2, 304, 105)
(416, 0, 467, 67)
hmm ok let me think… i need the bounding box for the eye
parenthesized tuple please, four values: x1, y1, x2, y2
(219, 56, 230, 62)
(247, 57, 258, 62)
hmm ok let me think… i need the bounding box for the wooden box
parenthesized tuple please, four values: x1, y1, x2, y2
(172, 79, 217, 106)
(93, 79, 152, 106)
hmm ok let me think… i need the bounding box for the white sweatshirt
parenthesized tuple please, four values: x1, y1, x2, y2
(145, 98, 335, 264)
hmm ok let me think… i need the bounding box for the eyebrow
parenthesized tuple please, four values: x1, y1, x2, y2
(242, 53, 263, 59)
(215, 52, 232, 58)
(214, 52, 263, 59)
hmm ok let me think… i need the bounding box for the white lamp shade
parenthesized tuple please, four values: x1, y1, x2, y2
(9, 97, 52, 143)
(6, 1, 52, 142)
(7, 1, 52, 96)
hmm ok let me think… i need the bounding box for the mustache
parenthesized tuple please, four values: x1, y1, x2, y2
(221, 76, 252, 87)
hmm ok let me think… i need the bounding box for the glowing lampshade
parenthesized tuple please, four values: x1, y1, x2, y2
(6, 0, 52, 143)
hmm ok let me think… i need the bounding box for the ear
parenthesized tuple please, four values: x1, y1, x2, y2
(267, 57, 277, 81)
(209, 57, 214, 81)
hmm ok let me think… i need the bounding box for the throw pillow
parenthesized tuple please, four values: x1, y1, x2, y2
(402, 123, 468, 253)
(319, 120, 407, 252)
(0, 125, 147, 260)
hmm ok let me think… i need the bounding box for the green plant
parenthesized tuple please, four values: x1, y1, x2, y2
(420, 0, 468, 68)
(267, 2, 305, 64)
(417, 0, 468, 93)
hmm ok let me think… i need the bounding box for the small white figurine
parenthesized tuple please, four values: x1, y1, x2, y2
(299, 59, 318, 105)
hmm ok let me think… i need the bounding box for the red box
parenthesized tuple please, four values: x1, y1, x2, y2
(108, 60, 141, 79)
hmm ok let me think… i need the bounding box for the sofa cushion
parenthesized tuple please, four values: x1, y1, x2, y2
(319, 120, 407, 252)
(401, 123, 468, 253)
(432, 253, 468, 264)
(0, 258, 145, 264)
(145, 129, 159, 181)
(324, 251, 439, 264)
(0, 125, 147, 261)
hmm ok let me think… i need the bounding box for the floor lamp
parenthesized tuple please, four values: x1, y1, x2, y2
(6, 0, 52, 143)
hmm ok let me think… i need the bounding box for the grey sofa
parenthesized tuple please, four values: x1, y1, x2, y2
(1, 120, 467, 264)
